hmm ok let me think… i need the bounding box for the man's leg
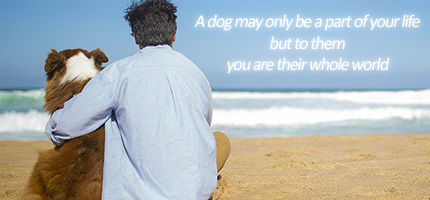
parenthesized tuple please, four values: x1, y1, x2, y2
(209, 132, 230, 200)
(214, 132, 230, 172)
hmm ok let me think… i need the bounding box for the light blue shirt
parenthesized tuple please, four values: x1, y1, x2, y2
(45, 45, 217, 200)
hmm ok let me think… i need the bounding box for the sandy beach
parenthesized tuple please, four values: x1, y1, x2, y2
(1, 134, 429, 200)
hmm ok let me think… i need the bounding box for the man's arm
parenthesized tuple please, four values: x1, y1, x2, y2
(45, 73, 116, 145)
(206, 88, 213, 126)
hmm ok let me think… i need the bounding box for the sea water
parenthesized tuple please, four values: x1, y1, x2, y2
(0, 88, 429, 141)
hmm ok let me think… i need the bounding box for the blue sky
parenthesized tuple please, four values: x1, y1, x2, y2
(0, 0, 428, 89)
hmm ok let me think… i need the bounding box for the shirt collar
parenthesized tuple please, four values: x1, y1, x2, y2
(138, 44, 172, 53)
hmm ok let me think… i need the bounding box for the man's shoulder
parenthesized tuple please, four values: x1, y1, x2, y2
(168, 49, 196, 67)
(110, 53, 137, 68)
(97, 54, 135, 83)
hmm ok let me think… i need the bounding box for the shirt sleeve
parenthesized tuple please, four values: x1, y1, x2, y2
(45, 73, 116, 145)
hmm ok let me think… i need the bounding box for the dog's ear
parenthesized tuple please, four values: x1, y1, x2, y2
(44, 49, 66, 73)
(91, 49, 109, 66)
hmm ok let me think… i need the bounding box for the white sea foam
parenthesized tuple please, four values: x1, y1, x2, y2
(212, 89, 430, 105)
(212, 106, 430, 127)
(0, 110, 49, 133)
(0, 89, 45, 99)
(0, 106, 429, 133)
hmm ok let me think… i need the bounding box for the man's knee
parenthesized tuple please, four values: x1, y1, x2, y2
(214, 132, 231, 172)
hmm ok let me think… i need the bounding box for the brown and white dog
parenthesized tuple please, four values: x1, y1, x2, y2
(20, 49, 108, 200)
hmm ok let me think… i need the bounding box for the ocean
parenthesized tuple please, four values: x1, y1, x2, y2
(0, 88, 429, 141)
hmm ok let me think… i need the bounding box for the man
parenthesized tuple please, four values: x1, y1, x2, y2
(45, 0, 229, 199)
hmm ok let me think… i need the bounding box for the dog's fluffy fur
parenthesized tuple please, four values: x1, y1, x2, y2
(20, 49, 108, 200)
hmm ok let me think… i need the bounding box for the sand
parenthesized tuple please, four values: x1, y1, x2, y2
(1, 134, 430, 200)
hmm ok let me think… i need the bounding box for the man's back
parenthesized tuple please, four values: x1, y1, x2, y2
(100, 45, 217, 199)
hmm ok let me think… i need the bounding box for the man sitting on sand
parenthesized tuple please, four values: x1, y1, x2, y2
(45, 0, 230, 199)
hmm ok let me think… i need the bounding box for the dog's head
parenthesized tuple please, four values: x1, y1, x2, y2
(43, 48, 108, 114)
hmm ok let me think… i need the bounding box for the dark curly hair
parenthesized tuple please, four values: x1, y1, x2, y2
(124, 0, 177, 48)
